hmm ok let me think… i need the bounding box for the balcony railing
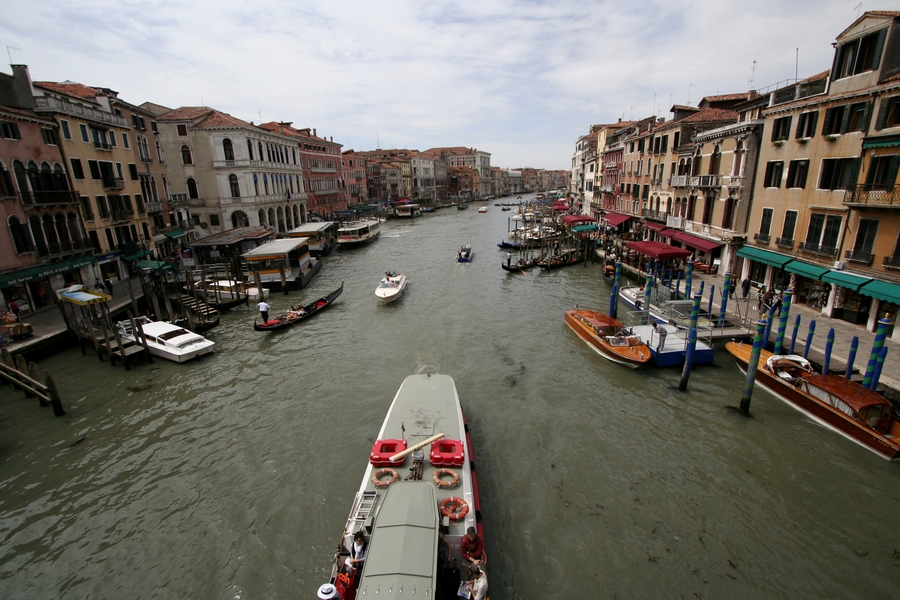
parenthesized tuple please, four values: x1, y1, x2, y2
(139, 155, 153, 163)
(111, 209, 135, 222)
(754, 232, 771, 243)
(93, 140, 112, 151)
(146, 201, 162, 213)
(843, 184, 900, 208)
(102, 177, 125, 190)
(642, 208, 668, 221)
(170, 193, 189, 207)
(697, 174, 721, 188)
(845, 249, 874, 264)
(775, 237, 794, 249)
(800, 242, 838, 257)
(670, 175, 689, 187)
(34, 237, 95, 258)
(883, 256, 900, 269)
(18, 190, 81, 206)
(33, 95, 128, 127)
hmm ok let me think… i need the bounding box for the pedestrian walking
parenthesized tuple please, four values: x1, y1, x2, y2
(741, 275, 751, 299)
(103, 277, 114, 295)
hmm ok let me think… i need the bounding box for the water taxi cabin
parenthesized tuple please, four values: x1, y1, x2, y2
(241, 238, 312, 289)
(337, 220, 381, 246)
(284, 221, 338, 256)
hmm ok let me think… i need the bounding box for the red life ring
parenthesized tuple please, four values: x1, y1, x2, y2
(371, 468, 399, 487)
(439, 496, 469, 520)
(432, 468, 460, 488)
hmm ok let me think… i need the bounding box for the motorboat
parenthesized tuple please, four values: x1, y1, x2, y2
(254, 282, 343, 331)
(456, 245, 473, 263)
(337, 220, 381, 247)
(564, 308, 651, 368)
(317, 374, 484, 600)
(375, 272, 408, 304)
(116, 316, 215, 363)
(190, 279, 268, 310)
(478, 207, 487, 213)
(726, 342, 900, 460)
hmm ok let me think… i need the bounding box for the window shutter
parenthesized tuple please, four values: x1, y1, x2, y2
(848, 157, 861, 188)
(887, 155, 900, 187)
(875, 97, 892, 130)
(822, 108, 835, 135)
(870, 28, 887, 71)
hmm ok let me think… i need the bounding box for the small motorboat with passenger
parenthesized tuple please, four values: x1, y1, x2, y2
(457, 245, 473, 263)
(317, 374, 485, 600)
(375, 271, 408, 304)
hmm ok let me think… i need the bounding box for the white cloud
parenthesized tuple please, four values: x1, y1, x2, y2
(0, 0, 887, 169)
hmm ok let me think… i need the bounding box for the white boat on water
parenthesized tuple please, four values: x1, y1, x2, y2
(478, 207, 487, 213)
(375, 271, 408, 304)
(116, 316, 215, 363)
(318, 374, 484, 600)
(337, 220, 381, 247)
(191, 279, 268, 309)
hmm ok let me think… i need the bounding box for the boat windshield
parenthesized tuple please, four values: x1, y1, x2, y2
(158, 329, 192, 341)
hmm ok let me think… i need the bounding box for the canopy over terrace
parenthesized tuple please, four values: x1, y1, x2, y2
(560, 215, 595, 226)
(625, 241, 693, 261)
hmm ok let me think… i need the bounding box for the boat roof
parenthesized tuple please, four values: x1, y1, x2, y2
(338, 220, 379, 231)
(285, 222, 335, 235)
(566, 309, 624, 328)
(241, 238, 308, 258)
(357, 482, 437, 595)
(808, 375, 894, 411)
(191, 226, 273, 247)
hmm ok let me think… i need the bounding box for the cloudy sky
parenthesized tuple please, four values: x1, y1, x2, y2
(1, 0, 888, 170)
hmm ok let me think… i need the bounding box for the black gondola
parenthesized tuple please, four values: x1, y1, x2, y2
(253, 282, 344, 331)
(538, 251, 583, 270)
(501, 254, 544, 273)
(175, 313, 221, 334)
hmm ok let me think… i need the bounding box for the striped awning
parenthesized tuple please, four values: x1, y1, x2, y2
(736, 246, 793, 268)
(783, 260, 830, 280)
(821, 270, 871, 291)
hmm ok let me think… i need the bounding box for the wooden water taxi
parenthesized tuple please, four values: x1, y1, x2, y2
(317, 374, 485, 600)
(564, 309, 651, 368)
(253, 282, 343, 331)
(726, 342, 900, 460)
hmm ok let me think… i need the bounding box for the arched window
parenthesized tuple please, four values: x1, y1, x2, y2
(733, 141, 745, 177)
(156, 140, 165, 163)
(28, 214, 45, 253)
(263, 173, 269, 195)
(7, 215, 32, 253)
(253, 173, 259, 196)
(229, 174, 240, 198)
(0, 161, 14, 196)
(258, 142, 263, 161)
(722, 196, 736, 230)
(223, 138, 234, 161)
(257, 209, 266, 225)
(181, 144, 193, 165)
(55, 212, 71, 244)
(187, 177, 199, 199)
(247, 139, 254, 161)
(38, 162, 53, 191)
(53, 164, 68, 190)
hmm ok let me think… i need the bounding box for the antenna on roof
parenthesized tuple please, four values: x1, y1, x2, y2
(687, 84, 692, 106)
(748, 60, 757, 89)
(855, 2, 863, 18)
(6, 46, 21, 64)
(796, 48, 799, 82)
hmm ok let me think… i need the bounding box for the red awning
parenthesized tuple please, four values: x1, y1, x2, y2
(625, 241, 693, 260)
(560, 215, 595, 225)
(644, 222, 666, 231)
(658, 228, 679, 237)
(602, 212, 631, 227)
(669, 231, 723, 253)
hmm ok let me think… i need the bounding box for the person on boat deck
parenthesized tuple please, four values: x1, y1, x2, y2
(464, 564, 488, 600)
(506, 252, 512, 267)
(257, 300, 270, 323)
(652, 322, 667, 352)
(347, 531, 367, 570)
(461, 526, 487, 567)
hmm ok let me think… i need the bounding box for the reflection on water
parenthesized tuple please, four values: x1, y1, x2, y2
(1, 200, 899, 599)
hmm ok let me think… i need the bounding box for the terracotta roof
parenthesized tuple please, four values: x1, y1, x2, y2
(680, 107, 739, 124)
(880, 72, 900, 85)
(799, 70, 830, 84)
(671, 105, 699, 112)
(34, 81, 101, 101)
(157, 106, 214, 121)
(866, 10, 900, 17)
(702, 93, 753, 103)
(197, 110, 253, 129)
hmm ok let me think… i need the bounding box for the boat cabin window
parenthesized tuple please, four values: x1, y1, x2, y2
(862, 406, 890, 432)
(158, 329, 190, 341)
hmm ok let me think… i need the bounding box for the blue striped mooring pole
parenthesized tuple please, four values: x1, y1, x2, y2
(739, 319, 769, 415)
(823, 328, 835, 375)
(871, 346, 889, 391)
(678, 291, 703, 392)
(844, 336, 859, 382)
(802, 320, 816, 359)
(643, 271, 653, 325)
(685, 259, 694, 298)
(863, 316, 892, 389)
(789, 315, 802, 355)
(772, 289, 794, 355)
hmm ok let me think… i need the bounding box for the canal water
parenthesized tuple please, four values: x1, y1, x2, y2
(1, 197, 899, 599)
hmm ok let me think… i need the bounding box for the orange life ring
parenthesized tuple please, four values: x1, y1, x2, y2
(439, 496, 469, 521)
(371, 468, 399, 487)
(432, 468, 460, 488)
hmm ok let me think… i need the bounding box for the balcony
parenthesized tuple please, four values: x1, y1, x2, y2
(670, 175, 689, 187)
(146, 201, 162, 213)
(775, 237, 794, 249)
(754, 232, 771, 243)
(883, 256, 900, 269)
(642, 208, 668, 221)
(111, 209, 135, 222)
(697, 174, 721, 188)
(843, 184, 900, 208)
(845, 249, 874, 265)
(33, 95, 128, 127)
(102, 177, 125, 190)
(139, 155, 153, 163)
(93, 140, 112, 151)
(799, 242, 838, 257)
(170, 193, 188, 207)
(34, 237, 95, 258)
(19, 190, 81, 206)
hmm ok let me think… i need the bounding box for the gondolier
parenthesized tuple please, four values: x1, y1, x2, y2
(257, 299, 270, 323)
(506, 252, 512, 267)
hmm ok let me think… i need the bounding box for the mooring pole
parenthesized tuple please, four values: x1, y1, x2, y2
(863, 316, 892, 388)
(685, 259, 694, 298)
(871, 346, 889, 391)
(707, 284, 715, 319)
(823, 328, 835, 375)
(772, 289, 794, 355)
(678, 291, 703, 392)
(802, 320, 817, 359)
(763, 304, 777, 352)
(614, 260, 622, 289)
(675, 272, 682, 299)
(739, 319, 768, 415)
(609, 284, 617, 318)
(789, 315, 802, 355)
(844, 336, 859, 382)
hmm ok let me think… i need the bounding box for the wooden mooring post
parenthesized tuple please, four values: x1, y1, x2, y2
(0, 348, 65, 416)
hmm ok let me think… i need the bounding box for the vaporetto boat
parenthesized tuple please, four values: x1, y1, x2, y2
(318, 374, 484, 600)
(337, 220, 381, 247)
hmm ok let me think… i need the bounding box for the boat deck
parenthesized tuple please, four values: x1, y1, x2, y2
(629, 324, 715, 367)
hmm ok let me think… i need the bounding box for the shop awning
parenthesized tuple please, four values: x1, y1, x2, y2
(657, 228, 679, 237)
(602, 212, 631, 227)
(669, 231, 723, 253)
(0, 255, 96, 288)
(122, 249, 152, 261)
(561, 215, 595, 225)
(571, 224, 599, 232)
(783, 260, 830, 280)
(643, 222, 666, 231)
(859, 279, 900, 304)
(164, 229, 188, 239)
(133, 260, 176, 271)
(736, 246, 793, 268)
(862, 134, 900, 149)
(821, 270, 871, 291)
(625, 241, 693, 260)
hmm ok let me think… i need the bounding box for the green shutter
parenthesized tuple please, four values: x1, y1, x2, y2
(870, 28, 887, 71)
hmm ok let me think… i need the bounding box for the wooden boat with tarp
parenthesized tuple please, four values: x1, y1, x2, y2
(538, 250, 582, 270)
(564, 308, 651, 368)
(317, 373, 484, 600)
(726, 341, 900, 460)
(252, 281, 343, 331)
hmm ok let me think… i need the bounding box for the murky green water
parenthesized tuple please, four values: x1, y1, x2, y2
(1, 198, 899, 599)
